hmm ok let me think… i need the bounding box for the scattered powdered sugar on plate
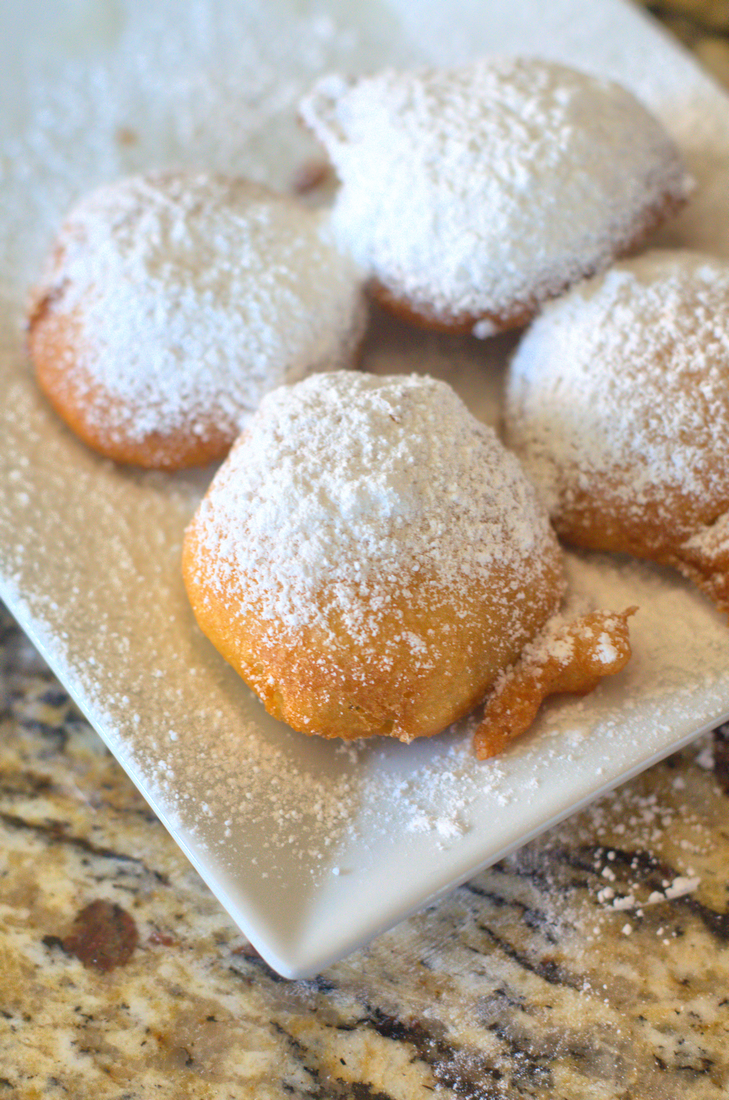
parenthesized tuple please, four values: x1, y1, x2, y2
(0, 0, 416, 298)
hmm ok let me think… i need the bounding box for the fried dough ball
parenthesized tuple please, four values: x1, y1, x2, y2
(299, 57, 689, 337)
(28, 172, 366, 470)
(182, 371, 567, 745)
(504, 249, 729, 614)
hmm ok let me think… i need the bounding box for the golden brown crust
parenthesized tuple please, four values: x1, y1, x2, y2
(28, 296, 234, 470)
(531, 369, 729, 615)
(370, 188, 687, 338)
(368, 279, 537, 336)
(549, 482, 725, 563)
(668, 516, 729, 616)
(545, 477, 729, 622)
(183, 521, 566, 743)
(26, 172, 367, 471)
(473, 607, 637, 760)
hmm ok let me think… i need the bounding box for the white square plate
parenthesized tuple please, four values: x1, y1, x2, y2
(2, 0, 729, 978)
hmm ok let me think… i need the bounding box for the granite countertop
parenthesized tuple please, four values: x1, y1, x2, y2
(4, 613, 729, 1100)
(3, 4, 729, 1099)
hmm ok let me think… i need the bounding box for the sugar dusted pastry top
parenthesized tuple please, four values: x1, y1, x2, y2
(28, 171, 366, 467)
(189, 370, 559, 645)
(183, 370, 566, 744)
(300, 57, 690, 335)
(504, 249, 729, 540)
(503, 249, 729, 616)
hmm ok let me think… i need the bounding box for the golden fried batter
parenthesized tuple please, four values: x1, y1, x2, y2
(474, 608, 637, 759)
(183, 372, 566, 745)
(505, 250, 729, 616)
(28, 172, 365, 469)
(300, 58, 688, 337)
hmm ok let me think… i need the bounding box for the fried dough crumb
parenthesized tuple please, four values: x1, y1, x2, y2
(474, 607, 637, 759)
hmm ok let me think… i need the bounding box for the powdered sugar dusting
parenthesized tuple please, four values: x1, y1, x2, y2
(4, 0, 729, 974)
(300, 56, 690, 329)
(189, 371, 558, 647)
(32, 172, 366, 448)
(515, 610, 632, 673)
(505, 249, 729, 536)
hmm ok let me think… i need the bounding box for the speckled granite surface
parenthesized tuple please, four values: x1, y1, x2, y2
(4, 4, 729, 1097)
(3, 608, 729, 1100)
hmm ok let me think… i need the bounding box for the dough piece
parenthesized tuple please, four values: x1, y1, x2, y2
(474, 608, 637, 760)
(299, 57, 690, 337)
(504, 249, 729, 613)
(28, 172, 366, 469)
(183, 371, 565, 743)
